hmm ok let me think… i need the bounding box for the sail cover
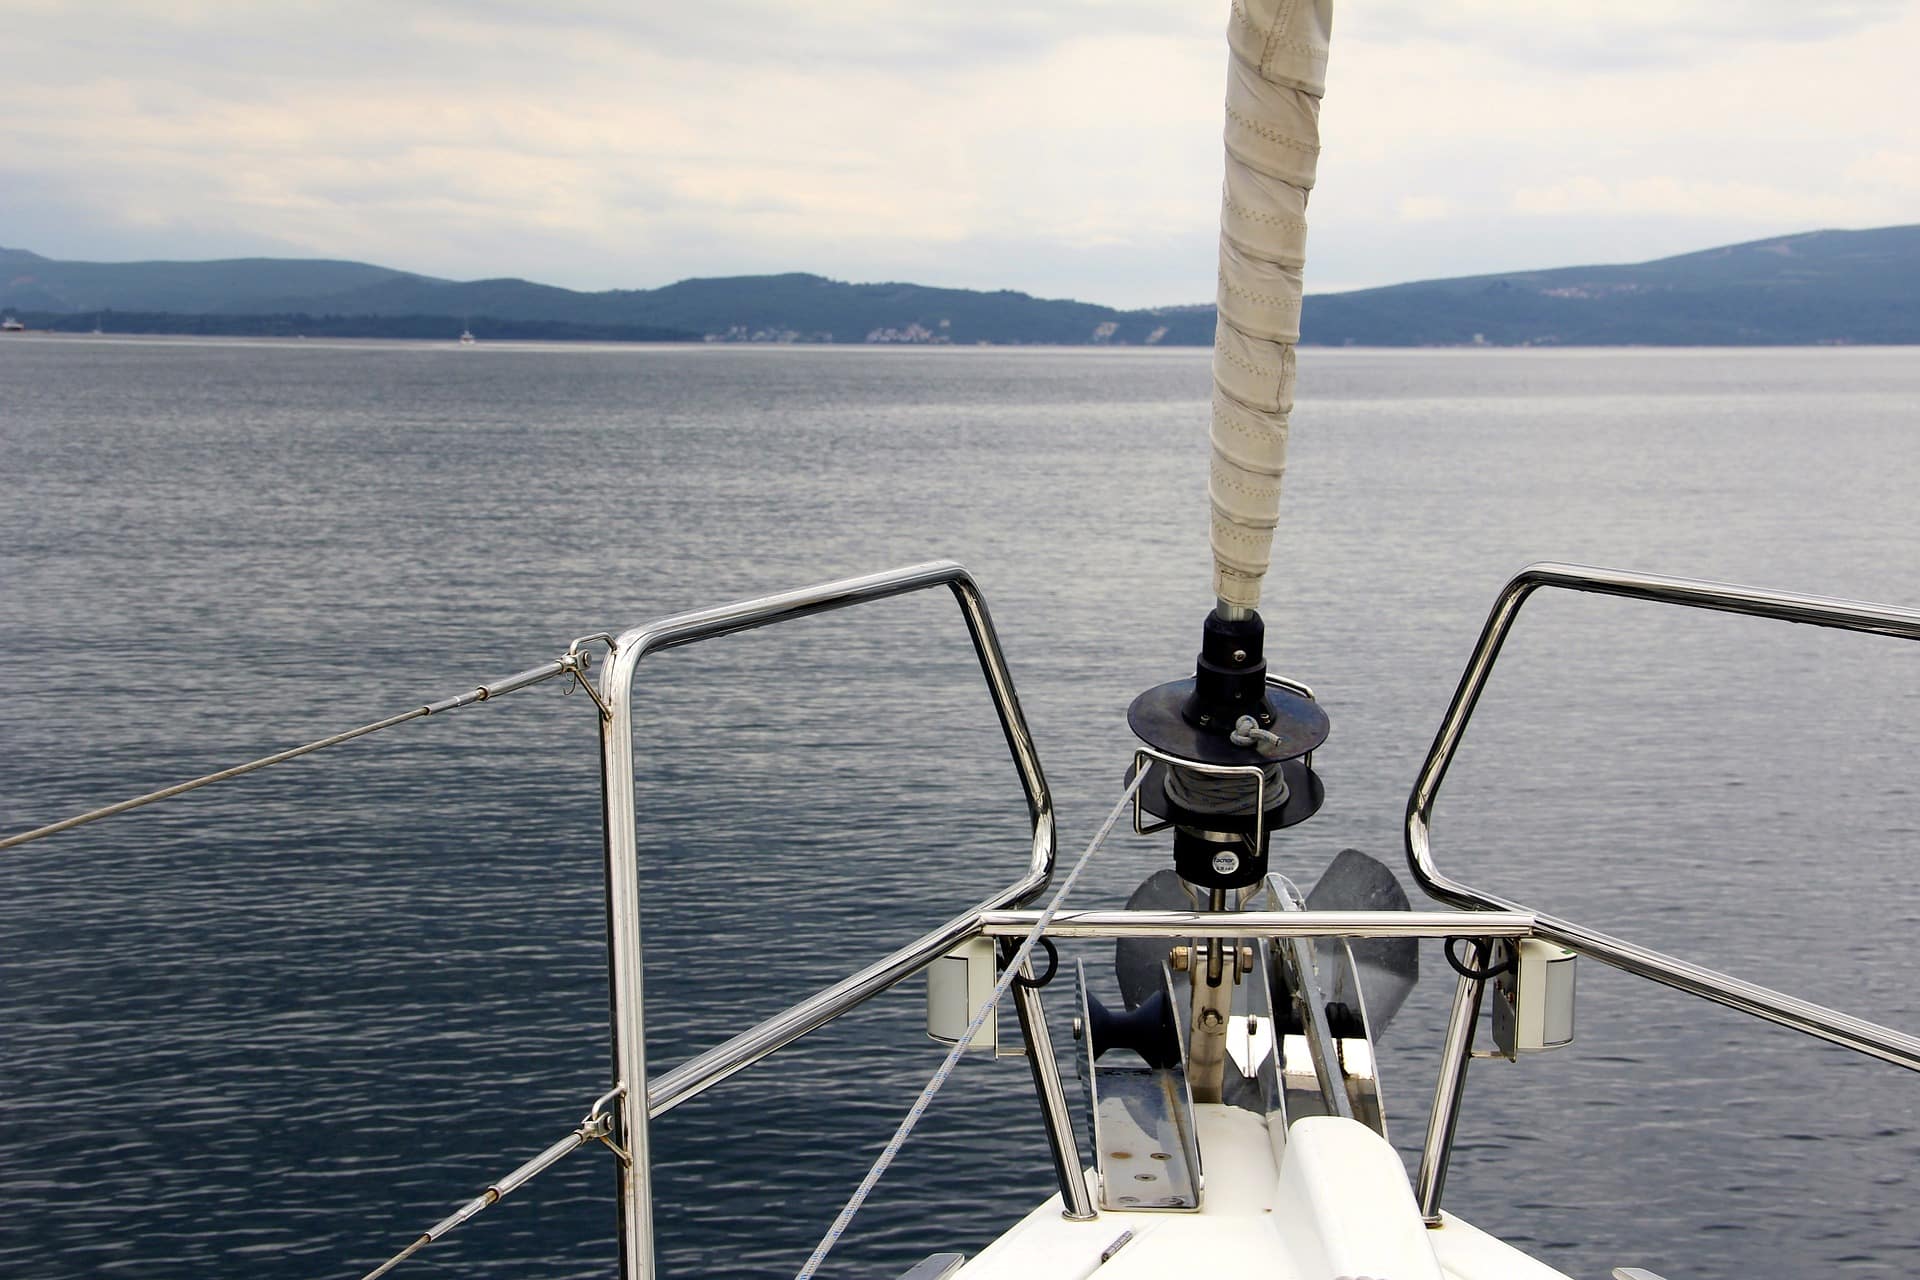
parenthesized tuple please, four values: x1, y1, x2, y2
(1210, 0, 1333, 611)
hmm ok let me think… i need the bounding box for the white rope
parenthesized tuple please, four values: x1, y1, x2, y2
(793, 769, 1150, 1279)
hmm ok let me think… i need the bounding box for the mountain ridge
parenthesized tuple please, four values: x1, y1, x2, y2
(1304, 224, 1920, 346)
(4, 224, 1917, 345)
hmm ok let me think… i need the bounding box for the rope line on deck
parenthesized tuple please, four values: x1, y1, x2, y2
(792, 768, 1150, 1280)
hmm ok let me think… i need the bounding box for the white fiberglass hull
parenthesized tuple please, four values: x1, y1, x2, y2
(958, 1107, 1572, 1280)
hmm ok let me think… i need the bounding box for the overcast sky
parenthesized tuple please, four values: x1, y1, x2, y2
(4, 1, 1916, 306)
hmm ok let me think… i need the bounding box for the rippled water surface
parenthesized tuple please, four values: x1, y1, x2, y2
(3, 337, 1919, 1279)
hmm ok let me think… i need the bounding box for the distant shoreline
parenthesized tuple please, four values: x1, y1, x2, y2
(6, 329, 1914, 354)
(6, 224, 1917, 347)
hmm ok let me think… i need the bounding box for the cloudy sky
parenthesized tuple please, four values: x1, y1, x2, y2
(4, 1, 1916, 306)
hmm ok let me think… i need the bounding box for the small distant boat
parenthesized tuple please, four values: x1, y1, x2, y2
(1, 317, 24, 332)
(459, 328, 476, 345)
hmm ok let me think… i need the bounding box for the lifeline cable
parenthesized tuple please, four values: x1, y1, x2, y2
(0, 650, 595, 853)
(359, 1131, 589, 1280)
(792, 766, 1150, 1280)
(357, 1086, 624, 1280)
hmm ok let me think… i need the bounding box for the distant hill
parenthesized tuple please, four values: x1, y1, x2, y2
(0, 246, 423, 315)
(4, 224, 1917, 345)
(1303, 225, 1920, 346)
(9, 309, 701, 344)
(0, 245, 1203, 345)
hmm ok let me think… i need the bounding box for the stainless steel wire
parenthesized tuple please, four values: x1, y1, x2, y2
(359, 1130, 591, 1280)
(792, 768, 1150, 1279)
(0, 654, 586, 853)
(357, 1087, 624, 1280)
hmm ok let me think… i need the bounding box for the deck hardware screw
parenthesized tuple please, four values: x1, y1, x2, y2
(1071, 1016, 1084, 1041)
(1247, 1016, 1261, 1036)
(1232, 649, 1247, 663)
(1239, 945, 1254, 971)
(1200, 1008, 1224, 1030)
(1170, 946, 1191, 972)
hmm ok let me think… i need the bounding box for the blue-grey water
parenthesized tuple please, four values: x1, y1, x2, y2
(2, 336, 1918, 1280)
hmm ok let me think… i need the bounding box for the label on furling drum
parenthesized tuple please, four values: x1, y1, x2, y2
(1211, 850, 1240, 876)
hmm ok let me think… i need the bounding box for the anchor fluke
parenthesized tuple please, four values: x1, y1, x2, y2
(1305, 848, 1420, 1037)
(1114, 869, 1194, 1010)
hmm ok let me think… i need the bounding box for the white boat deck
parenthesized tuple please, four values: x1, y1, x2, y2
(958, 1107, 1574, 1280)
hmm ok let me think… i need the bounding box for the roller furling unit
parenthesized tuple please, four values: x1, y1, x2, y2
(1127, 607, 1326, 890)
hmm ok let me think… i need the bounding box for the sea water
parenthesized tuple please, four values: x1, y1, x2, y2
(2, 337, 1918, 1278)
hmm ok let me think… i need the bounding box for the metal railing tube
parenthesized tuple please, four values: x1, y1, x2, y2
(597, 667, 655, 1280)
(1009, 965, 1098, 1220)
(978, 909, 1535, 940)
(1416, 952, 1491, 1224)
(1405, 562, 1920, 1222)
(1408, 564, 1920, 919)
(1531, 913, 1920, 1071)
(596, 561, 1058, 1280)
(645, 903, 990, 1119)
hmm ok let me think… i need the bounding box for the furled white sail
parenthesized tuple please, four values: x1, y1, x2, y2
(1210, 0, 1332, 612)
